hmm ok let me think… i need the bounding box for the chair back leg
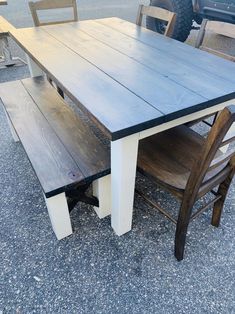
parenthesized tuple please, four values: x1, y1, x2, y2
(212, 161, 235, 227)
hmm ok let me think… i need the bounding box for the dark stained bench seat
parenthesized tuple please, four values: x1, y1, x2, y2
(0, 76, 111, 239)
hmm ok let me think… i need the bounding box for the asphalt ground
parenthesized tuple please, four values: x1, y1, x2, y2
(0, 1, 235, 313)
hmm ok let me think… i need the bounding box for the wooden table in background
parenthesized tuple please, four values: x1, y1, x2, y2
(0, 1, 7, 5)
(9, 18, 235, 236)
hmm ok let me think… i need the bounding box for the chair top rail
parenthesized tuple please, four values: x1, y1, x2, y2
(29, 0, 76, 10)
(206, 20, 235, 39)
(29, 0, 78, 27)
(139, 5, 175, 22)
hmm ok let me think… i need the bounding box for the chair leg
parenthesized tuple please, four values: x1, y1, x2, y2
(175, 202, 194, 261)
(211, 170, 234, 227)
(44, 193, 73, 240)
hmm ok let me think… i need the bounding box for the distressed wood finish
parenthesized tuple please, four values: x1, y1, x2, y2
(43, 22, 235, 101)
(0, 77, 110, 197)
(98, 18, 235, 85)
(29, 0, 78, 26)
(138, 106, 235, 260)
(136, 5, 176, 37)
(9, 21, 235, 140)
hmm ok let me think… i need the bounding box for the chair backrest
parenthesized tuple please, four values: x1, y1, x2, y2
(184, 106, 235, 202)
(136, 4, 176, 37)
(29, 0, 78, 27)
(195, 19, 235, 61)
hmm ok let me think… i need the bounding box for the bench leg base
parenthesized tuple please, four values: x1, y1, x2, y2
(44, 193, 73, 240)
(93, 175, 111, 219)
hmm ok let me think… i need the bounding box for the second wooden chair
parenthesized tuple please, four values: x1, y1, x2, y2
(137, 106, 235, 261)
(136, 4, 176, 37)
(29, 0, 78, 27)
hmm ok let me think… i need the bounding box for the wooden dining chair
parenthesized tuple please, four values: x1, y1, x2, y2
(137, 105, 235, 261)
(195, 19, 235, 62)
(190, 20, 235, 128)
(28, 0, 78, 98)
(136, 4, 176, 37)
(28, 0, 78, 27)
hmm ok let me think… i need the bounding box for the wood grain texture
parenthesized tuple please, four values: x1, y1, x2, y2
(8, 19, 235, 140)
(9, 26, 163, 140)
(0, 77, 110, 197)
(61, 21, 235, 101)
(22, 76, 110, 181)
(98, 18, 235, 85)
(42, 23, 207, 115)
(0, 80, 82, 197)
(138, 106, 235, 260)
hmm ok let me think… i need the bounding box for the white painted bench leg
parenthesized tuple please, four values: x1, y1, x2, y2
(2, 106, 19, 142)
(111, 133, 139, 236)
(26, 54, 44, 77)
(44, 193, 73, 240)
(93, 175, 111, 219)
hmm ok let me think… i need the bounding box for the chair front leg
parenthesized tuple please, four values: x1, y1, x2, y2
(175, 201, 194, 261)
(212, 167, 235, 227)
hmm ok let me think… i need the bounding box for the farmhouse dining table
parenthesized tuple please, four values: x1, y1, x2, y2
(9, 17, 235, 236)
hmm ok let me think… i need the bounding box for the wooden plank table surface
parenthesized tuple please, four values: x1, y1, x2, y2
(0, 1, 7, 5)
(8, 18, 235, 236)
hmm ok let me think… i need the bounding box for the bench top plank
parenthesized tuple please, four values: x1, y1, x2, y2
(43, 22, 235, 104)
(21, 76, 110, 181)
(0, 80, 84, 197)
(0, 78, 110, 197)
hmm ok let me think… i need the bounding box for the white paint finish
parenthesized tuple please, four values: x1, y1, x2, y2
(0, 36, 26, 68)
(93, 175, 111, 218)
(44, 193, 73, 240)
(26, 54, 44, 77)
(3, 106, 19, 142)
(111, 133, 139, 236)
(139, 100, 235, 140)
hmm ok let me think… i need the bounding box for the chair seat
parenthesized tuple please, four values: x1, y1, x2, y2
(138, 125, 229, 198)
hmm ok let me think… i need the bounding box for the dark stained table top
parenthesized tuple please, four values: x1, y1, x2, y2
(9, 18, 235, 140)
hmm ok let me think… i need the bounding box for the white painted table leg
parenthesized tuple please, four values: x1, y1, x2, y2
(111, 133, 139, 236)
(26, 54, 44, 77)
(3, 106, 19, 142)
(44, 193, 73, 240)
(93, 175, 111, 218)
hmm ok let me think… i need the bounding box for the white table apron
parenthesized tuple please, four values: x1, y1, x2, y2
(26, 55, 235, 237)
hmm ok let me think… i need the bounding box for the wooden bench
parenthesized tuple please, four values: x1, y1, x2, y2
(0, 16, 25, 67)
(0, 76, 111, 240)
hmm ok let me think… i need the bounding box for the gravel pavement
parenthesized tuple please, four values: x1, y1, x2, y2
(0, 1, 235, 313)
